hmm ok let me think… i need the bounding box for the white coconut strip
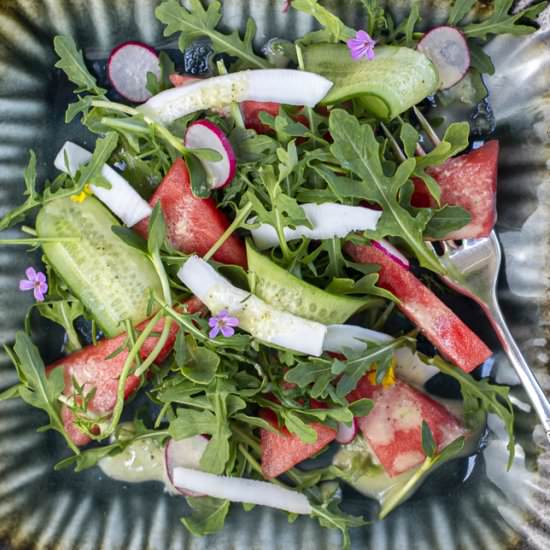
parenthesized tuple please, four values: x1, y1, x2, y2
(250, 203, 382, 250)
(172, 467, 312, 515)
(140, 69, 333, 125)
(54, 141, 152, 227)
(178, 256, 327, 356)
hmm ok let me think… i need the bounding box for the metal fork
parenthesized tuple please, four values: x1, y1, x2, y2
(435, 231, 550, 443)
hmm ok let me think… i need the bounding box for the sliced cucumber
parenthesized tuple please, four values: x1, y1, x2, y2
(36, 197, 162, 337)
(303, 44, 438, 119)
(247, 242, 366, 324)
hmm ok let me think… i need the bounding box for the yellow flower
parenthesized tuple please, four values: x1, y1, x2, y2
(70, 184, 92, 203)
(367, 358, 397, 388)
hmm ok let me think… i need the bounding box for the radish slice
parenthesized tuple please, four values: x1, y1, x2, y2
(184, 120, 236, 189)
(54, 141, 152, 227)
(372, 240, 410, 270)
(164, 436, 208, 496)
(393, 347, 440, 388)
(139, 69, 333, 125)
(417, 26, 470, 90)
(323, 324, 393, 354)
(172, 467, 312, 515)
(177, 256, 327, 356)
(250, 203, 382, 251)
(336, 419, 358, 444)
(108, 41, 161, 103)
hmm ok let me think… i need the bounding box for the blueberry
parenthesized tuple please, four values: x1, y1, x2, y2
(184, 40, 213, 75)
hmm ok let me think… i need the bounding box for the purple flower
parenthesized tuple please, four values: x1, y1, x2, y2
(347, 30, 376, 61)
(19, 267, 48, 302)
(208, 309, 240, 338)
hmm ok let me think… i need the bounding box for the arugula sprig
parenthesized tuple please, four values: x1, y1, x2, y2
(328, 109, 444, 274)
(155, 0, 270, 70)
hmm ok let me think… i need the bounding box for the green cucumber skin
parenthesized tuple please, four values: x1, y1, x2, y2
(36, 197, 162, 337)
(304, 44, 438, 119)
(246, 242, 365, 324)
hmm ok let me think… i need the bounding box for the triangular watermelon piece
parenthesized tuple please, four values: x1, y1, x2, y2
(413, 141, 499, 239)
(349, 376, 464, 477)
(260, 408, 336, 479)
(345, 242, 492, 372)
(49, 297, 202, 445)
(134, 158, 247, 267)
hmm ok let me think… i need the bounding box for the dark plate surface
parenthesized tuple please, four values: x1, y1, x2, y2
(0, 1, 549, 548)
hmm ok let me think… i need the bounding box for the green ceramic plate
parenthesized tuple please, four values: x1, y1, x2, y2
(0, 1, 549, 548)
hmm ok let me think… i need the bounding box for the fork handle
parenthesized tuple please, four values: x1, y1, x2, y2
(486, 298, 550, 443)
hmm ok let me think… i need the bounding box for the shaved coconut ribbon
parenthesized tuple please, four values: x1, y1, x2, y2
(54, 141, 152, 227)
(178, 256, 326, 356)
(140, 69, 333, 125)
(372, 240, 410, 270)
(323, 324, 393, 354)
(250, 203, 382, 250)
(172, 467, 311, 514)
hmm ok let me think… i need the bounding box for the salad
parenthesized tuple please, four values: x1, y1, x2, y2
(0, 0, 545, 547)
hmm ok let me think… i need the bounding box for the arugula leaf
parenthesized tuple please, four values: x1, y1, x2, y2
(55, 443, 121, 472)
(182, 496, 230, 536)
(468, 42, 495, 75)
(430, 355, 516, 468)
(175, 334, 220, 385)
(311, 501, 365, 550)
(447, 0, 476, 26)
(0, 384, 22, 401)
(156, 0, 269, 70)
(202, 390, 231, 474)
(54, 35, 105, 96)
(75, 132, 118, 188)
(147, 202, 167, 256)
(169, 408, 217, 439)
(461, 0, 545, 40)
(145, 51, 176, 96)
(0, 151, 40, 232)
(328, 109, 443, 274)
(292, 0, 355, 42)
(11, 332, 79, 453)
(421, 420, 436, 458)
(424, 205, 471, 239)
(359, 0, 390, 37)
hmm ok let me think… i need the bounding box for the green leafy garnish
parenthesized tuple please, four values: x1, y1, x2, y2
(156, 0, 269, 70)
(291, 0, 355, 42)
(182, 496, 230, 536)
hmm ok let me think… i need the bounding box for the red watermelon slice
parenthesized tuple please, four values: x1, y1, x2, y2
(260, 408, 336, 479)
(50, 297, 203, 446)
(349, 377, 464, 477)
(133, 158, 247, 267)
(345, 242, 492, 372)
(413, 141, 499, 239)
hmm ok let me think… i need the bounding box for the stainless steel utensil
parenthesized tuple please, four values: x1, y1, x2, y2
(434, 231, 550, 442)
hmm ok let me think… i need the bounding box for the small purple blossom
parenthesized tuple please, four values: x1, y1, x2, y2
(208, 309, 239, 338)
(19, 267, 48, 302)
(347, 30, 376, 61)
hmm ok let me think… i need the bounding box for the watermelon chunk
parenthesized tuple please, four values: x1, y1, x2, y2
(50, 297, 203, 445)
(413, 141, 499, 239)
(349, 377, 464, 477)
(134, 158, 247, 267)
(345, 242, 491, 372)
(241, 100, 281, 134)
(260, 408, 336, 479)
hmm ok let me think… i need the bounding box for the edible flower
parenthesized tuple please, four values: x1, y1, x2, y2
(19, 267, 48, 302)
(368, 358, 396, 388)
(70, 184, 92, 203)
(208, 309, 239, 338)
(347, 30, 376, 61)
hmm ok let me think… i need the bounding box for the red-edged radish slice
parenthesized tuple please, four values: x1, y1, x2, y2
(372, 240, 410, 270)
(140, 69, 333, 125)
(54, 141, 152, 227)
(108, 41, 161, 103)
(164, 436, 208, 496)
(417, 26, 470, 90)
(249, 203, 382, 251)
(172, 467, 312, 514)
(336, 419, 358, 444)
(184, 120, 236, 189)
(323, 324, 393, 355)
